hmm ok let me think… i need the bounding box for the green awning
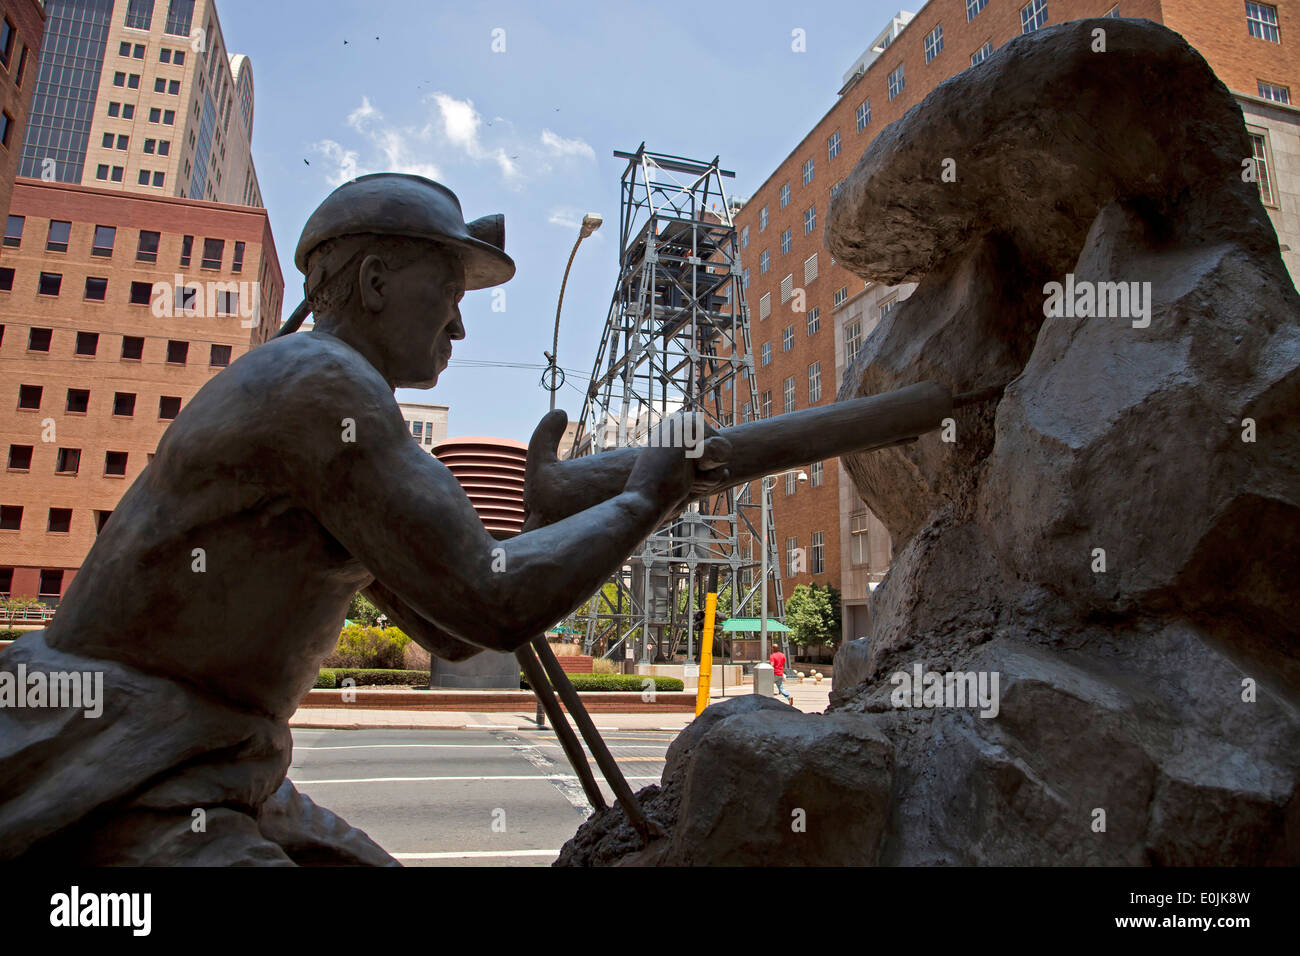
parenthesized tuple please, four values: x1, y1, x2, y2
(720, 618, 791, 632)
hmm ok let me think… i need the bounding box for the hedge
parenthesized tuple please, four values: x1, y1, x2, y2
(0, 629, 22, 641)
(316, 668, 429, 689)
(322, 625, 411, 669)
(520, 672, 685, 692)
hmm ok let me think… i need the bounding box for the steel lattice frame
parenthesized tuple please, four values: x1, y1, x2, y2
(566, 145, 785, 663)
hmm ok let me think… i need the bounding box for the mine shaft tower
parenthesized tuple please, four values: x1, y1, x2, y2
(568, 145, 785, 663)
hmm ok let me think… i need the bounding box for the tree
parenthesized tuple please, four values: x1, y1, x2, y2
(346, 592, 382, 627)
(783, 583, 841, 649)
(0, 595, 42, 629)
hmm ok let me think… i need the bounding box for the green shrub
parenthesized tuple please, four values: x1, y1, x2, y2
(322, 625, 411, 669)
(0, 629, 23, 641)
(519, 672, 684, 692)
(315, 668, 428, 689)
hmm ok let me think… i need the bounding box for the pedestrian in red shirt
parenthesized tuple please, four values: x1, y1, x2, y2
(769, 647, 795, 704)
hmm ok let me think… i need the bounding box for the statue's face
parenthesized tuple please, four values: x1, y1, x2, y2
(381, 252, 466, 388)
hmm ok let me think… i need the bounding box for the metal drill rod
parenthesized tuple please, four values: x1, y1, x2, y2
(530, 636, 658, 845)
(516, 644, 608, 812)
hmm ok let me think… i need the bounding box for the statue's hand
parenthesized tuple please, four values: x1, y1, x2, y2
(522, 409, 573, 530)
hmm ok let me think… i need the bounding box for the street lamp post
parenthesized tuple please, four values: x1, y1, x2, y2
(546, 213, 603, 412)
(756, 469, 806, 695)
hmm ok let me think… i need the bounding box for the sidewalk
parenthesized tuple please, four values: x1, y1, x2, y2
(288, 676, 833, 732)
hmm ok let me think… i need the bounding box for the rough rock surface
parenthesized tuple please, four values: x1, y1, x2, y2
(558, 19, 1300, 866)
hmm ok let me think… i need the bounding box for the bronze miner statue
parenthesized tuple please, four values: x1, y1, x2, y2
(0, 173, 962, 866)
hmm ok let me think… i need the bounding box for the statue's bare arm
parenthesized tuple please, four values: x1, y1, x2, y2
(295, 367, 727, 654)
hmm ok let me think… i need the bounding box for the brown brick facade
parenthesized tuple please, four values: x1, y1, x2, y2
(0, 178, 284, 602)
(0, 0, 43, 219)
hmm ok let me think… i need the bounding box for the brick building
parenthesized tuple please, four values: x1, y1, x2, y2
(0, 0, 45, 219)
(0, 168, 281, 608)
(730, 0, 1300, 645)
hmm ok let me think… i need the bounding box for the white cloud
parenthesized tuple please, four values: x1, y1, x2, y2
(547, 208, 581, 229)
(310, 95, 594, 189)
(540, 128, 595, 160)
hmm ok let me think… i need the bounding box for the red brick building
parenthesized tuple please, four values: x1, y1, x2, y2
(0, 0, 44, 219)
(0, 178, 282, 608)
(731, 0, 1299, 645)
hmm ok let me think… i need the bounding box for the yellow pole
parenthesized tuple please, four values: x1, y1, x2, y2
(695, 592, 717, 716)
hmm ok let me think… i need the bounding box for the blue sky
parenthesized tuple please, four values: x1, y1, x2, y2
(216, 0, 906, 440)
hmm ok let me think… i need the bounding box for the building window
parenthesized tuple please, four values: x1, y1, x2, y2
(833, 286, 848, 308)
(807, 306, 820, 335)
(138, 169, 151, 186)
(37, 273, 61, 297)
(201, 238, 224, 269)
(880, 297, 899, 319)
(154, 77, 166, 93)
(66, 389, 89, 413)
(804, 253, 818, 284)
(810, 531, 825, 574)
(143, 138, 156, 153)
(761, 342, 772, 366)
(804, 205, 816, 235)
(783, 376, 796, 413)
(1250, 131, 1277, 206)
(37, 570, 62, 602)
(1258, 80, 1290, 103)
(180, 234, 193, 267)
(123, 104, 135, 119)
(1021, 0, 1048, 34)
(0, 17, 12, 69)
(104, 451, 129, 477)
(779, 183, 790, 208)
(75, 331, 99, 356)
(759, 292, 771, 320)
(28, 328, 52, 353)
(740, 226, 749, 249)
(785, 470, 798, 495)
(783, 325, 794, 351)
(159, 396, 181, 419)
(113, 392, 136, 417)
(96, 164, 109, 180)
(164, 0, 195, 37)
(810, 461, 823, 486)
(17, 384, 42, 409)
(125, 0, 156, 31)
(4, 215, 22, 247)
(851, 512, 870, 565)
(742, 267, 750, 289)
(46, 220, 71, 252)
(122, 336, 145, 360)
(827, 130, 841, 161)
(55, 448, 81, 475)
(759, 205, 769, 230)
(411, 421, 424, 439)
(888, 64, 905, 100)
(166, 340, 189, 364)
(0, 110, 13, 148)
(845, 319, 863, 363)
(761, 390, 772, 419)
(8, 444, 33, 470)
(785, 536, 800, 575)
(0, 267, 11, 291)
(0, 506, 21, 531)
(925, 24, 944, 63)
(135, 230, 160, 263)
(128, 281, 152, 305)
(856, 99, 871, 132)
(92, 225, 116, 257)
(128, 74, 140, 89)
(809, 361, 822, 403)
(967, 0, 988, 19)
(972, 41, 994, 66)
(760, 249, 770, 274)
(84, 277, 108, 301)
(95, 511, 113, 534)
(159, 140, 171, 156)
(781, 273, 794, 303)
(210, 344, 232, 367)
(802, 157, 815, 186)
(743, 402, 751, 423)
(1104, 5, 1120, 15)
(111, 166, 123, 182)
(1247, 3, 1280, 42)
(781, 228, 791, 255)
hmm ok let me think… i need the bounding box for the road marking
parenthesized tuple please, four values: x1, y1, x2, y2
(294, 775, 577, 784)
(503, 731, 594, 818)
(392, 850, 559, 860)
(295, 744, 527, 751)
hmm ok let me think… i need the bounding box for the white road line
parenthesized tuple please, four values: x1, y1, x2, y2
(294, 775, 663, 785)
(392, 850, 560, 860)
(295, 744, 526, 751)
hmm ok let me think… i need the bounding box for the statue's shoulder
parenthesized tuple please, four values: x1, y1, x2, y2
(231, 333, 392, 404)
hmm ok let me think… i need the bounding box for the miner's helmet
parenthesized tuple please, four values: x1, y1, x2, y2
(276, 173, 515, 337)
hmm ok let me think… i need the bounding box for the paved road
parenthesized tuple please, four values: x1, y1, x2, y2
(289, 727, 676, 866)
